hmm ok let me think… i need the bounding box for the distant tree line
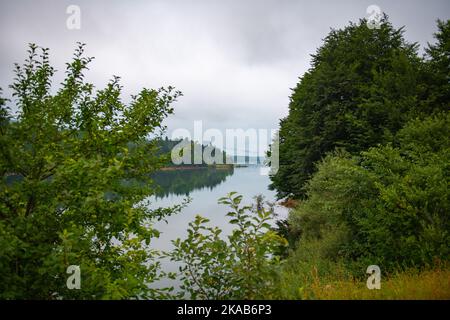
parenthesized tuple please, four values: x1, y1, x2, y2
(156, 137, 231, 167)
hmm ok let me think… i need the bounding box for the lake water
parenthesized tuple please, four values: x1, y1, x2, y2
(148, 166, 288, 290)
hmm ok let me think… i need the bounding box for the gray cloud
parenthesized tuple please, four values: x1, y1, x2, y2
(1, 0, 449, 154)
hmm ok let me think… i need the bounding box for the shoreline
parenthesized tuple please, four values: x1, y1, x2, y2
(159, 164, 234, 171)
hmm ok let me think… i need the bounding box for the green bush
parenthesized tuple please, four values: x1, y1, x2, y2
(170, 192, 287, 299)
(288, 113, 450, 272)
(0, 44, 182, 299)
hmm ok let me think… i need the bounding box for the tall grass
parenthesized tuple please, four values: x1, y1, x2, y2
(306, 265, 450, 299)
(269, 232, 450, 300)
(273, 260, 450, 300)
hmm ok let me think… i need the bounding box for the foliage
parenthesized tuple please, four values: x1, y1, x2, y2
(268, 18, 450, 300)
(421, 19, 450, 114)
(271, 16, 431, 199)
(156, 137, 230, 167)
(274, 260, 450, 300)
(307, 264, 450, 300)
(1, 16, 448, 301)
(169, 192, 287, 299)
(288, 113, 450, 273)
(0, 43, 182, 299)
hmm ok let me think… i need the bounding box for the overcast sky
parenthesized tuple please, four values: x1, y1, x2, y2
(1, 0, 449, 155)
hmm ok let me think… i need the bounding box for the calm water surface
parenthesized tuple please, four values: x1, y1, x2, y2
(148, 166, 287, 290)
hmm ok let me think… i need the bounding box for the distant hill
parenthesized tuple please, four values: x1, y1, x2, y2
(156, 137, 231, 167)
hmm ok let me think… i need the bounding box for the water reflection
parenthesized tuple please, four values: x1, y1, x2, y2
(149, 166, 288, 292)
(151, 166, 234, 198)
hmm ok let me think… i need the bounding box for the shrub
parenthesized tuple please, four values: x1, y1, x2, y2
(0, 44, 182, 299)
(170, 192, 287, 299)
(288, 113, 450, 272)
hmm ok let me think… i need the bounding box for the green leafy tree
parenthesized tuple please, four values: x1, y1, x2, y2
(170, 192, 287, 299)
(421, 19, 450, 114)
(289, 113, 450, 272)
(270, 16, 423, 199)
(0, 43, 182, 299)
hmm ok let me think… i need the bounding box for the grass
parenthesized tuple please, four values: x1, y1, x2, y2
(271, 236, 450, 300)
(294, 265, 450, 300)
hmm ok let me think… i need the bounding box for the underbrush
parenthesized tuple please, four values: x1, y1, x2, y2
(271, 242, 450, 300)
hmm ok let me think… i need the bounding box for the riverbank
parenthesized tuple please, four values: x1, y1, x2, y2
(159, 164, 234, 171)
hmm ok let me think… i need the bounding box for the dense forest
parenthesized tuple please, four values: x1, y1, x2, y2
(0, 16, 448, 299)
(270, 17, 449, 200)
(267, 17, 450, 297)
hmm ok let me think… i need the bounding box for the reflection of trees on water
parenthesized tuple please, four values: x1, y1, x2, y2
(151, 167, 234, 198)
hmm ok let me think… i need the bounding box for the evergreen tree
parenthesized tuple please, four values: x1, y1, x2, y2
(421, 20, 450, 114)
(271, 16, 423, 199)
